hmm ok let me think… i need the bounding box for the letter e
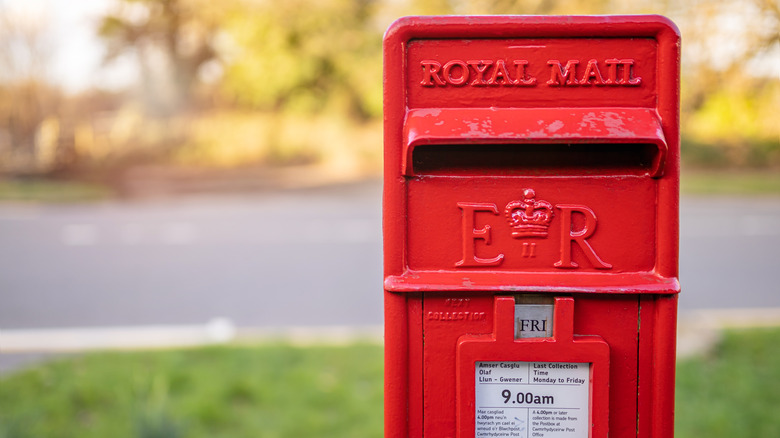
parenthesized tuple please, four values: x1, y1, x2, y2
(456, 203, 504, 267)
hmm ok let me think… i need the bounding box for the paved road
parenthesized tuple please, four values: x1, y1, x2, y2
(1, 181, 779, 333)
(0, 182, 383, 330)
(679, 196, 780, 312)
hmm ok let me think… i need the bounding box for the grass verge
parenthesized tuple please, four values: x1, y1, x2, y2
(1, 329, 779, 437)
(0, 344, 383, 438)
(0, 179, 113, 203)
(681, 170, 780, 195)
(675, 327, 780, 437)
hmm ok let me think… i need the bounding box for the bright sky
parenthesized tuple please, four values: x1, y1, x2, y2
(1, 0, 136, 92)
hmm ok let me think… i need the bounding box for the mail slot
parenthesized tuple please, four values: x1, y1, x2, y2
(383, 16, 680, 438)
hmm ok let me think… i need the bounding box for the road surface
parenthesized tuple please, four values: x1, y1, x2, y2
(0, 180, 778, 332)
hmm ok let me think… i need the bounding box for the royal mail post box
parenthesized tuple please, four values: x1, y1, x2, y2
(383, 16, 680, 438)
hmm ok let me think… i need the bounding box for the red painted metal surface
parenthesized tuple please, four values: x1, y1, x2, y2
(384, 15, 680, 438)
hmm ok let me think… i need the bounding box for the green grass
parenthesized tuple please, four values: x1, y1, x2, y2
(0, 179, 112, 203)
(681, 170, 780, 195)
(0, 344, 383, 438)
(675, 327, 780, 438)
(1, 329, 779, 437)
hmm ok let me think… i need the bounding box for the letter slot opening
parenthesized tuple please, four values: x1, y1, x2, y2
(402, 107, 668, 177)
(411, 142, 659, 177)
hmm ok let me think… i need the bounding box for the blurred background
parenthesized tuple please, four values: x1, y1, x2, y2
(0, 0, 778, 436)
(0, 0, 776, 183)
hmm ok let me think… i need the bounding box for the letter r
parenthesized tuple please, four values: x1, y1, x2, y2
(554, 204, 612, 269)
(420, 60, 446, 86)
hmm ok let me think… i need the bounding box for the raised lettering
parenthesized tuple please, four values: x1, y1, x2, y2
(456, 202, 504, 267)
(520, 242, 537, 258)
(604, 58, 620, 85)
(617, 59, 642, 85)
(442, 60, 469, 86)
(487, 59, 517, 86)
(467, 60, 493, 86)
(427, 311, 486, 321)
(547, 60, 579, 86)
(421, 57, 640, 88)
(513, 60, 537, 86)
(579, 59, 606, 86)
(554, 204, 612, 269)
(420, 60, 445, 86)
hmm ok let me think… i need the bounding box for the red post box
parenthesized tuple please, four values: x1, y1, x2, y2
(383, 16, 680, 438)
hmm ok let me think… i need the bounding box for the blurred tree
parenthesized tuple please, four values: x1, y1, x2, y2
(0, 6, 53, 82)
(0, 6, 62, 172)
(677, 0, 779, 112)
(674, 0, 779, 164)
(86, 0, 776, 170)
(403, 0, 618, 15)
(740, 0, 779, 68)
(219, 0, 383, 120)
(98, 0, 221, 115)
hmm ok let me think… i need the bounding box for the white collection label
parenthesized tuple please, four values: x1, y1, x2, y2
(474, 361, 590, 438)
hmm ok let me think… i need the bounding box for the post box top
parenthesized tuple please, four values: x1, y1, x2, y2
(384, 15, 680, 112)
(382, 16, 681, 294)
(384, 15, 680, 42)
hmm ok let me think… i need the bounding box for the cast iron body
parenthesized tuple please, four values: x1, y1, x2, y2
(383, 15, 680, 438)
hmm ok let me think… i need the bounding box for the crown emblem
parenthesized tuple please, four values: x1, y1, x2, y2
(505, 189, 554, 238)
